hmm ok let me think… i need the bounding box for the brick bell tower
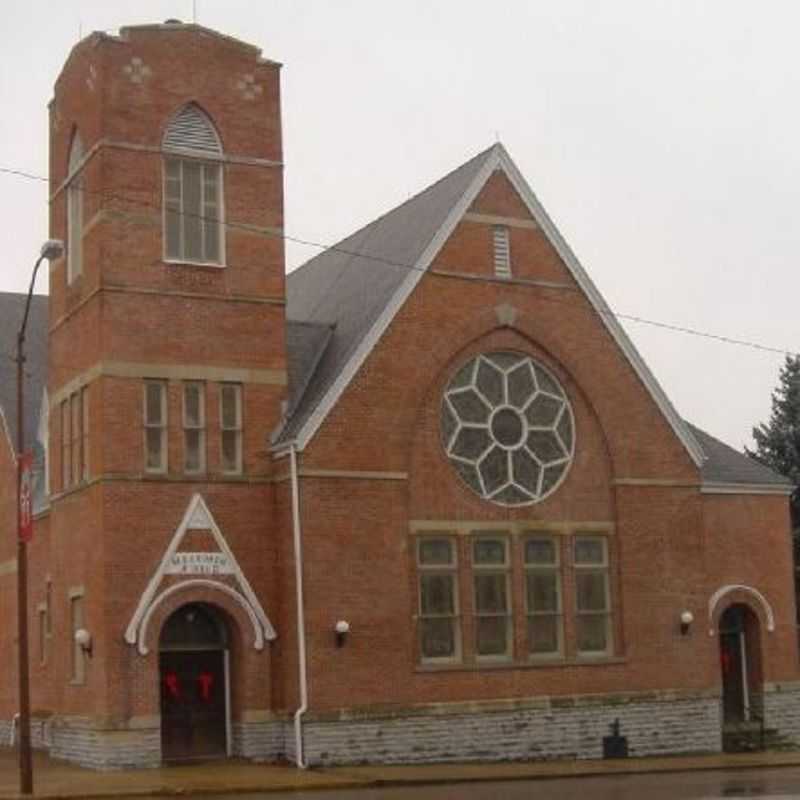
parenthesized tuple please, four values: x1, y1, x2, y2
(46, 22, 286, 766)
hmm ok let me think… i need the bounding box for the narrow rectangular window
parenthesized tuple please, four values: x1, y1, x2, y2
(67, 180, 83, 282)
(60, 400, 70, 490)
(81, 386, 89, 480)
(220, 383, 242, 474)
(574, 535, 612, 655)
(417, 537, 460, 662)
(183, 160, 203, 262)
(165, 159, 182, 259)
(183, 382, 205, 474)
(493, 225, 511, 278)
(473, 535, 512, 659)
(70, 594, 85, 684)
(45, 580, 52, 636)
(70, 393, 81, 485)
(144, 381, 168, 473)
(202, 165, 221, 262)
(525, 536, 562, 657)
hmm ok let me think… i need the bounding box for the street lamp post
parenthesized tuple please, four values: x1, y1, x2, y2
(16, 239, 63, 795)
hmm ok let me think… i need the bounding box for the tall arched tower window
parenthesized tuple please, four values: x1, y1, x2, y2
(67, 133, 84, 283)
(162, 104, 224, 265)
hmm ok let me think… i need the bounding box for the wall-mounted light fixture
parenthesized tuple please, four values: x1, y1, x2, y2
(334, 620, 350, 648)
(680, 610, 694, 636)
(74, 628, 93, 658)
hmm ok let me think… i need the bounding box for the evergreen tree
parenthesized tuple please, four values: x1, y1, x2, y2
(746, 354, 800, 529)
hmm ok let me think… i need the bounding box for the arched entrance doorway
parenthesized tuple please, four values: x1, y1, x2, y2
(159, 602, 230, 761)
(719, 604, 763, 735)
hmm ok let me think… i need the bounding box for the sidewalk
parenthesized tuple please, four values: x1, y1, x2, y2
(2, 748, 800, 799)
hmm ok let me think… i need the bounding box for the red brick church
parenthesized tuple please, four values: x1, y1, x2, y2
(0, 21, 796, 768)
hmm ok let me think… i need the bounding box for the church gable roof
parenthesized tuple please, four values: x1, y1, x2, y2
(279, 143, 707, 466)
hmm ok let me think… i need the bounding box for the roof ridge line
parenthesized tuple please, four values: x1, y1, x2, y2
(288, 145, 497, 279)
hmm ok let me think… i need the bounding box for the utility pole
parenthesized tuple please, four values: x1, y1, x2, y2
(15, 239, 64, 795)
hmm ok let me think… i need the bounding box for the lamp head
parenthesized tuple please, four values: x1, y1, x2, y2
(334, 620, 350, 648)
(680, 610, 694, 635)
(40, 239, 64, 261)
(74, 627, 92, 656)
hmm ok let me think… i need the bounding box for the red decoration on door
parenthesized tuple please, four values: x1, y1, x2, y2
(197, 671, 214, 702)
(164, 670, 181, 699)
(720, 647, 733, 676)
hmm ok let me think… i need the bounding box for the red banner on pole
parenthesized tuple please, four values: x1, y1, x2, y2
(18, 453, 33, 543)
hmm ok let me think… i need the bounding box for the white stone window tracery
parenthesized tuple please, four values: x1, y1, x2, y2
(441, 352, 575, 506)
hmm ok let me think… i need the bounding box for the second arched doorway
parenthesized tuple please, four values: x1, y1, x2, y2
(159, 602, 230, 762)
(719, 604, 763, 730)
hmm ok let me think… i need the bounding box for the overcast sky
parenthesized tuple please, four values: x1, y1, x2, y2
(1, 0, 797, 452)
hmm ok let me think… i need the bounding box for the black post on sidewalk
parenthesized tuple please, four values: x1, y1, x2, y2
(15, 239, 64, 795)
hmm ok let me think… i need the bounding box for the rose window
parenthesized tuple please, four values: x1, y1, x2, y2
(441, 352, 574, 506)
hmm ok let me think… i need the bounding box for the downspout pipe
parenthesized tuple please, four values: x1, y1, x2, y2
(289, 443, 309, 768)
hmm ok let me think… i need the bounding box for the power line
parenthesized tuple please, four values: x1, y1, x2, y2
(1, 163, 796, 359)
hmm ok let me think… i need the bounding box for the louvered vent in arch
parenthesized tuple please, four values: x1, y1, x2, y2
(162, 104, 222, 156)
(493, 225, 511, 278)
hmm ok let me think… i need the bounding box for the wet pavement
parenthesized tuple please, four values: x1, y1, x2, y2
(181, 766, 800, 799)
(4, 748, 800, 799)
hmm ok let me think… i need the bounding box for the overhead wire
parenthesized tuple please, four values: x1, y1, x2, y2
(0, 163, 797, 360)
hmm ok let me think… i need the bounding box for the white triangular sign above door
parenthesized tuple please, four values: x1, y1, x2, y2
(124, 493, 276, 654)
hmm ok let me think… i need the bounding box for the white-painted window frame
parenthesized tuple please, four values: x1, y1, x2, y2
(219, 383, 242, 475)
(417, 536, 462, 664)
(66, 134, 84, 283)
(472, 534, 513, 662)
(574, 535, 613, 657)
(524, 534, 563, 659)
(144, 380, 168, 474)
(163, 156, 225, 267)
(182, 381, 206, 474)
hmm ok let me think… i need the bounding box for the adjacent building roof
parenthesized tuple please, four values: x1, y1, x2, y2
(0, 292, 48, 453)
(686, 422, 792, 488)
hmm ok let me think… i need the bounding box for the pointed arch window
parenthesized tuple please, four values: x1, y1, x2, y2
(162, 104, 224, 265)
(67, 133, 84, 283)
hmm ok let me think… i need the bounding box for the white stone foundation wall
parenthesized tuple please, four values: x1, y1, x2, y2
(48, 718, 161, 770)
(764, 682, 800, 744)
(231, 719, 285, 761)
(301, 691, 723, 766)
(0, 687, 774, 769)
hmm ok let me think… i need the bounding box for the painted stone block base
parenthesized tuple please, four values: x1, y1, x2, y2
(301, 690, 723, 766)
(48, 717, 161, 770)
(764, 682, 800, 745)
(231, 718, 286, 761)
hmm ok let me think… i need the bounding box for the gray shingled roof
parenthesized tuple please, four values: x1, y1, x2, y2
(686, 422, 791, 487)
(276, 145, 496, 443)
(0, 293, 48, 453)
(276, 148, 791, 490)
